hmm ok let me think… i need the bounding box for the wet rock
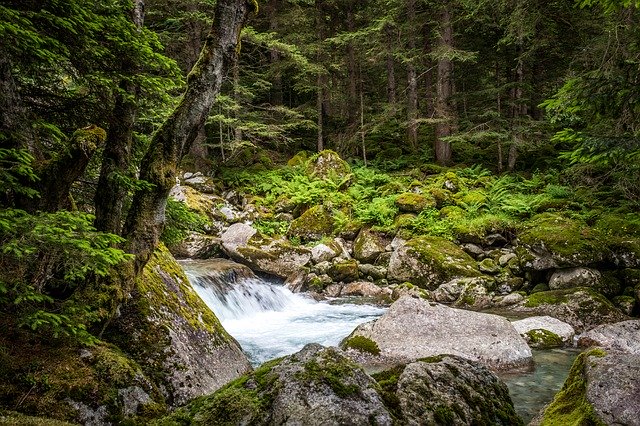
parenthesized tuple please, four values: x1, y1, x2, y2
(159, 344, 392, 425)
(548, 267, 602, 290)
(346, 296, 532, 371)
(512, 316, 575, 349)
(577, 320, 640, 354)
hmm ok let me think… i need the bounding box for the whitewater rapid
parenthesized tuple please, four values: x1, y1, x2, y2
(180, 259, 386, 366)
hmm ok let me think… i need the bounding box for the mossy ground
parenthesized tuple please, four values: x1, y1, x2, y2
(540, 348, 607, 426)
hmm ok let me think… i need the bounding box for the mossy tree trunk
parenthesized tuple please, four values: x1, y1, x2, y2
(434, 5, 455, 166)
(123, 0, 253, 275)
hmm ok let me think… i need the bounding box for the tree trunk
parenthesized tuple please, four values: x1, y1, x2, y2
(123, 0, 252, 274)
(233, 54, 243, 142)
(316, 2, 325, 152)
(406, 0, 418, 151)
(346, 6, 358, 125)
(434, 6, 454, 166)
(94, 0, 144, 234)
(508, 35, 526, 172)
(268, 0, 283, 105)
(0, 56, 29, 150)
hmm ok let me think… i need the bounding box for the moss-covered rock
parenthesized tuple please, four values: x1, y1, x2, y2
(154, 344, 392, 426)
(342, 336, 381, 355)
(510, 288, 628, 333)
(612, 295, 635, 316)
(353, 228, 387, 263)
(387, 236, 482, 290)
(287, 205, 335, 241)
(479, 258, 500, 274)
(286, 150, 310, 167)
(328, 259, 360, 282)
(306, 150, 351, 181)
(525, 329, 564, 349)
(395, 192, 435, 213)
(108, 245, 251, 408)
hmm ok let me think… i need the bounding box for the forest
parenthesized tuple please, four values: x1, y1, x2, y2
(1, 0, 640, 424)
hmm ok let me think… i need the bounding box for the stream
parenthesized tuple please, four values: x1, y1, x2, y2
(181, 259, 577, 424)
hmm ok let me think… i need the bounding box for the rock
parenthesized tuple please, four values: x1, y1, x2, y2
(612, 295, 636, 315)
(512, 316, 575, 349)
(168, 233, 223, 259)
(394, 192, 435, 213)
(517, 213, 608, 270)
(539, 349, 640, 426)
(499, 252, 517, 267)
(387, 236, 481, 290)
(548, 267, 602, 290)
(462, 243, 485, 259)
(353, 229, 386, 263)
(358, 263, 387, 280)
(159, 344, 392, 425)
(509, 288, 629, 333)
(432, 276, 494, 309)
(111, 246, 252, 407)
(324, 283, 343, 297)
(284, 270, 307, 293)
(346, 296, 532, 371)
(493, 292, 525, 307)
(182, 172, 217, 193)
(328, 259, 359, 282)
(287, 205, 334, 241)
(390, 282, 431, 301)
(478, 258, 500, 274)
(341, 281, 389, 299)
(386, 356, 523, 425)
(220, 222, 257, 257)
(306, 150, 352, 180)
(577, 320, 640, 354)
(310, 242, 339, 263)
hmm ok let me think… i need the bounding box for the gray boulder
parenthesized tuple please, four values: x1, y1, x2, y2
(310, 242, 339, 263)
(539, 349, 640, 426)
(548, 267, 601, 290)
(387, 356, 523, 425)
(345, 296, 532, 371)
(432, 276, 495, 309)
(512, 316, 575, 349)
(577, 320, 640, 354)
(159, 344, 392, 425)
(353, 229, 387, 263)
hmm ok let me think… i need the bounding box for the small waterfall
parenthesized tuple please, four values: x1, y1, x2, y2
(180, 259, 386, 366)
(187, 272, 300, 321)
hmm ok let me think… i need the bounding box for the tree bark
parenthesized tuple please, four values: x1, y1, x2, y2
(0, 55, 29, 150)
(434, 6, 454, 166)
(268, 0, 283, 105)
(94, 0, 144, 234)
(123, 0, 252, 274)
(406, 0, 418, 151)
(385, 24, 396, 107)
(346, 5, 358, 125)
(316, 2, 325, 152)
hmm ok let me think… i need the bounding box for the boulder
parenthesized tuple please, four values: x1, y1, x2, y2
(432, 276, 495, 310)
(168, 233, 223, 259)
(577, 320, 640, 354)
(538, 349, 640, 426)
(353, 229, 386, 263)
(328, 259, 360, 282)
(159, 344, 392, 425)
(287, 205, 334, 241)
(390, 282, 431, 301)
(306, 150, 351, 180)
(111, 245, 251, 407)
(548, 267, 602, 290)
(394, 192, 435, 213)
(612, 295, 636, 315)
(181, 171, 218, 193)
(509, 288, 629, 333)
(478, 258, 500, 274)
(387, 236, 481, 290)
(511, 316, 575, 349)
(310, 242, 339, 263)
(220, 222, 257, 257)
(386, 356, 523, 425)
(341, 281, 390, 299)
(358, 263, 387, 280)
(345, 296, 532, 371)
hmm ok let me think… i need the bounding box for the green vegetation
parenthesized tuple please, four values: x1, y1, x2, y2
(525, 329, 564, 349)
(342, 336, 381, 356)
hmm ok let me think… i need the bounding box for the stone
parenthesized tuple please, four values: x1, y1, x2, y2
(353, 228, 386, 263)
(577, 320, 640, 354)
(390, 282, 431, 301)
(390, 356, 523, 425)
(220, 222, 257, 258)
(509, 288, 629, 333)
(432, 276, 494, 309)
(284, 270, 307, 293)
(341, 281, 388, 299)
(168, 233, 223, 259)
(394, 192, 435, 213)
(306, 150, 352, 180)
(462, 243, 485, 259)
(512, 316, 575, 349)
(499, 252, 517, 267)
(387, 236, 481, 290)
(539, 349, 640, 426)
(478, 258, 500, 274)
(159, 344, 392, 425)
(548, 267, 602, 290)
(493, 292, 525, 307)
(345, 296, 532, 371)
(612, 295, 635, 315)
(310, 243, 339, 263)
(357, 263, 387, 280)
(328, 259, 359, 282)
(287, 205, 334, 241)
(112, 245, 251, 407)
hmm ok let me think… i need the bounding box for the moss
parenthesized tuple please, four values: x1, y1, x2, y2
(395, 192, 435, 213)
(457, 190, 487, 206)
(0, 411, 76, 425)
(371, 365, 406, 421)
(405, 236, 481, 283)
(342, 336, 381, 355)
(525, 329, 564, 349)
(306, 150, 351, 180)
(434, 405, 455, 424)
(524, 289, 570, 307)
(328, 260, 359, 282)
(418, 355, 445, 363)
(429, 188, 454, 208)
(439, 205, 465, 220)
(478, 258, 500, 274)
(540, 348, 607, 426)
(296, 349, 361, 398)
(394, 213, 416, 229)
(287, 205, 335, 241)
(287, 151, 310, 167)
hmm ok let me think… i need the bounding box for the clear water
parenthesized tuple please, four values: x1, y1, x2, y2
(180, 260, 386, 366)
(499, 348, 580, 424)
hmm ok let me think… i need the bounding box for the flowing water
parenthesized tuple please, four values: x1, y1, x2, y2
(180, 259, 577, 423)
(180, 259, 386, 366)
